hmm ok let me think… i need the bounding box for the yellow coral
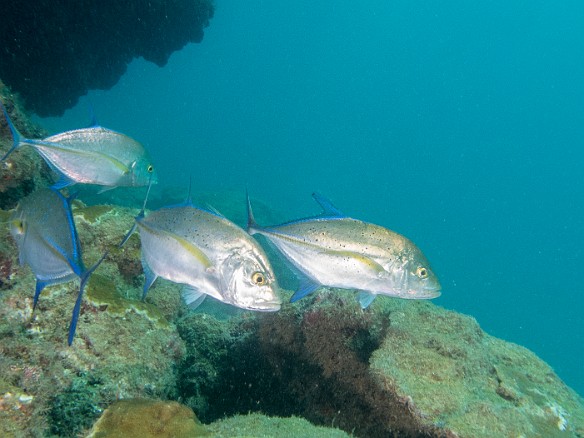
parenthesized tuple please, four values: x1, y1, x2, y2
(87, 399, 208, 438)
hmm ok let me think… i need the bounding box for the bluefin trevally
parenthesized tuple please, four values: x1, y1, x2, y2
(0, 100, 157, 189)
(120, 186, 281, 312)
(247, 192, 441, 309)
(10, 188, 106, 345)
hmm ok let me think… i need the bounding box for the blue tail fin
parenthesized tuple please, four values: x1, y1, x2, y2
(0, 100, 24, 161)
(68, 251, 108, 346)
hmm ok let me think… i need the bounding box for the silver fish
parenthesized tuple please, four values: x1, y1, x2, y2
(1, 101, 157, 189)
(122, 191, 281, 312)
(247, 192, 441, 308)
(10, 188, 106, 345)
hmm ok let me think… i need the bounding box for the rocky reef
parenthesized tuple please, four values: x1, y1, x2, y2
(0, 0, 214, 116)
(0, 109, 583, 437)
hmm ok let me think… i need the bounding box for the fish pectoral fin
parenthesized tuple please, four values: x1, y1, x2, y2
(334, 250, 386, 275)
(181, 286, 207, 309)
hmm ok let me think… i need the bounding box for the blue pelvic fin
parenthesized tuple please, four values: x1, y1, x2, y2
(312, 192, 345, 217)
(67, 251, 108, 346)
(0, 100, 24, 161)
(181, 286, 207, 310)
(357, 291, 377, 309)
(141, 256, 158, 300)
(51, 171, 76, 190)
(33, 280, 49, 310)
(290, 280, 320, 303)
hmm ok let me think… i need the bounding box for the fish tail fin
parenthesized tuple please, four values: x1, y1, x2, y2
(0, 100, 25, 161)
(246, 190, 260, 234)
(68, 251, 108, 346)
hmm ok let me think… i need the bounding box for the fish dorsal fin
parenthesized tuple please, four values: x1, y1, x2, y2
(312, 192, 345, 217)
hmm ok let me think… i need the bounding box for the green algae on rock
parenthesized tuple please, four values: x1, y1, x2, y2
(87, 399, 208, 438)
(369, 299, 584, 437)
(0, 82, 52, 210)
(206, 413, 351, 438)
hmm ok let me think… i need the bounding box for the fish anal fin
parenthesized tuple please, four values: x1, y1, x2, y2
(290, 280, 320, 303)
(357, 291, 377, 309)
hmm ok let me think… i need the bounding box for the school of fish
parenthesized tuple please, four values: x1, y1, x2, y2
(0, 100, 441, 345)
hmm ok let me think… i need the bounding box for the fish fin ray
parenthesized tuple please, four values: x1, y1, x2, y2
(68, 251, 108, 346)
(290, 280, 320, 303)
(181, 286, 207, 309)
(0, 100, 24, 161)
(141, 255, 158, 300)
(357, 291, 377, 309)
(312, 192, 345, 217)
(33, 280, 48, 309)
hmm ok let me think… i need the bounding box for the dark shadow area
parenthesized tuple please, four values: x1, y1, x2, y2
(0, 1, 214, 116)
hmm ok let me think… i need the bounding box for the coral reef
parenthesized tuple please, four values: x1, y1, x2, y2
(0, 1, 214, 116)
(0, 82, 52, 209)
(86, 399, 207, 438)
(0, 175, 582, 436)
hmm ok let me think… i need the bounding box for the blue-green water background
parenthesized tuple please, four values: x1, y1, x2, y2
(38, 1, 583, 395)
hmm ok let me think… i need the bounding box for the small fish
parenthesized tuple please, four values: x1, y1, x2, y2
(247, 192, 441, 308)
(0, 100, 157, 189)
(10, 188, 106, 345)
(121, 186, 281, 311)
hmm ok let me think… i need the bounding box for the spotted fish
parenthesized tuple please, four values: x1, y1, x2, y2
(0, 100, 157, 189)
(247, 192, 441, 308)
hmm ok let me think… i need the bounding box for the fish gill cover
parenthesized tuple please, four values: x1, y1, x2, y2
(0, 0, 214, 116)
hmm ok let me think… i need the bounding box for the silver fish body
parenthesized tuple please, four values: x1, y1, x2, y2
(10, 188, 106, 345)
(1, 101, 157, 189)
(248, 193, 441, 307)
(136, 203, 281, 311)
(39, 127, 157, 188)
(11, 188, 84, 292)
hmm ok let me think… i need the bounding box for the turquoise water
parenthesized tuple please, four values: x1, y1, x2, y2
(39, 1, 583, 395)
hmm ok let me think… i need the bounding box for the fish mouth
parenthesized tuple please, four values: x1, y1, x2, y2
(251, 298, 282, 312)
(402, 287, 441, 299)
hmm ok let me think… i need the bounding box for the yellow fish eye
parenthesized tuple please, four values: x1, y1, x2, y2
(12, 219, 26, 234)
(416, 267, 429, 279)
(251, 271, 266, 286)
(147, 164, 154, 173)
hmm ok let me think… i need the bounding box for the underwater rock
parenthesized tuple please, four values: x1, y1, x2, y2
(0, 0, 214, 116)
(86, 399, 207, 438)
(174, 292, 584, 437)
(1, 191, 583, 437)
(0, 82, 52, 209)
(206, 412, 351, 437)
(0, 202, 185, 436)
